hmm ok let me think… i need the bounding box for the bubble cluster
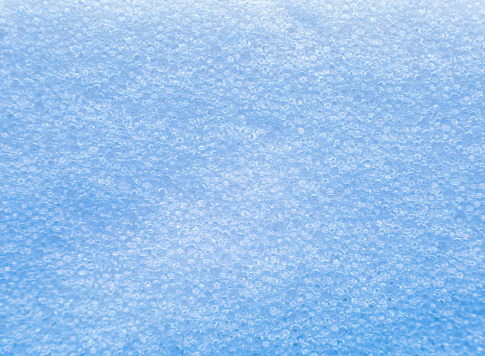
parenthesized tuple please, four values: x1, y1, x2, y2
(1, 0, 484, 355)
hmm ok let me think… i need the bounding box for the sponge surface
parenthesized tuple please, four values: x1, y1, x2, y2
(0, 1, 484, 355)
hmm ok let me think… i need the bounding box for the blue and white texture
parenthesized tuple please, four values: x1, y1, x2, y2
(0, 0, 484, 355)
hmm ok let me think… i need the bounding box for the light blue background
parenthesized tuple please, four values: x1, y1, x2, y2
(1, 1, 484, 355)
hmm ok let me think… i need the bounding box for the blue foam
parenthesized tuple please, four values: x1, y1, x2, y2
(1, 1, 484, 355)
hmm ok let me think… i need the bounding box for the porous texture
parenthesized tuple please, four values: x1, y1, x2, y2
(1, 1, 484, 355)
